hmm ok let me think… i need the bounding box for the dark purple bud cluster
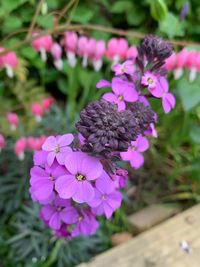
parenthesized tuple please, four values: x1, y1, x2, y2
(76, 99, 154, 155)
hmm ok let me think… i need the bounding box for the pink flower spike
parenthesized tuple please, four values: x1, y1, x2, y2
(14, 137, 27, 160)
(42, 96, 54, 111)
(165, 53, 177, 71)
(112, 60, 135, 75)
(92, 40, 106, 71)
(6, 112, 19, 131)
(0, 134, 6, 152)
(51, 43, 63, 70)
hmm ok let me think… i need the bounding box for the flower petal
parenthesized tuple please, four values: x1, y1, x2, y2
(122, 83, 138, 102)
(49, 212, 61, 230)
(41, 205, 55, 221)
(130, 152, 144, 169)
(60, 207, 79, 224)
(42, 136, 57, 151)
(58, 134, 74, 147)
(96, 79, 111, 89)
(103, 92, 118, 104)
(55, 175, 77, 199)
(47, 151, 56, 166)
(64, 151, 86, 174)
(32, 180, 53, 200)
(81, 155, 103, 180)
(136, 136, 149, 152)
(72, 181, 94, 203)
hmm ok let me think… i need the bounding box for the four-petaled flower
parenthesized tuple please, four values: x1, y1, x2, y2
(30, 162, 67, 202)
(40, 196, 79, 230)
(88, 173, 122, 219)
(97, 77, 138, 111)
(55, 152, 103, 203)
(42, 134, 74, 166)
(141, 72, 163, 98)
(112, 60, 135, 75)
(120, 135, 149, 169)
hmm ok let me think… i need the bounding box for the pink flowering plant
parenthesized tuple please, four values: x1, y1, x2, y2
(29, 35, 176, 239)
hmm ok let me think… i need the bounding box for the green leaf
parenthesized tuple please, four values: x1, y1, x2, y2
(189, 124, 200, 144)
(36, 15, 53, 29)
(150, 0, 168, 22)
(3, 16, 22, 33)
(111, 0, 132, 13)
(71, 6, 94, 23)
(126, 5, 145, 25)
(20, 47, 37, 60)
(159, 12, 184, 38)
(176, 75, 200, 111)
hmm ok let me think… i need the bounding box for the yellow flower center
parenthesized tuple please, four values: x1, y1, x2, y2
(131, 146, 136, 151)
(102, 195, 106, 201)
(76, 174, 85, 181)
(78, 216, 83, 222)
(147, 77, 153, 84)
(118, 95, 123, 101)
(49, 175, 54, 181)
(54, 145, 60, 153)
(120, 66, 125, 73)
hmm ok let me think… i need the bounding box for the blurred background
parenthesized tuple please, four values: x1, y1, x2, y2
(0, 0, 200, 266)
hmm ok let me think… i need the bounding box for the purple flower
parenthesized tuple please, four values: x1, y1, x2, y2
(54, 224, 71, 238)
(145, 123, 158, 138)
(158, 77, 176, 113)
(33, 150, 48, 167)
(30, 162, 67, 202)
(55, 152, 103, 203)
(141, 72, 163, 98)
(120, 135, 149, 169)
(88, 173, 122, 219)
(98, 77, 138, 111)
(42, 134, 74, 166)
(112, 60, 135, 75)
(71, 210, 99, 237)
(111, 168, 128, 189)
(40, 196, 79, 230)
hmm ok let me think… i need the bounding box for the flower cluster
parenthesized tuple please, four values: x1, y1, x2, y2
(0, 97, 54, 158)
(165, 48, 200, 82)
(29, 34, 175, 239)
(32, 32, 137, 71)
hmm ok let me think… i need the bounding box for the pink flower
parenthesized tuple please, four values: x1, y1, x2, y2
(141, 72, 162, 98)
(88, 173, 122, 219)
(120, 135, 149, 169)
(174, 49, 189, 80)
(55, 151, 103, 203)
(50, 42, 63, 70)
(145, 123, 158, 138)
(42, 96, 54, 111)
(6, 112, 19, 131)
(0, 48, 18, 78)
(126, 45, 138, 60)
(112, 60, 135, 75)
(158, 77, 176, 113)
(40, 196, 78, 230)
(0, 134, 6, 152)
(32, 34, 53, 61)
(14, 137, 27, 160)
(92, 40, 106, 71)
(165, 53, 177, 71)
(77, 36, 90, 67)
(31, 103, 44, 122)
(30, 163, 67, 202)
(63, 31, 78, 67)
(71, 210, 99, 237)
(42, 134, 74, 166)
(100, 77, 138, 111)
(106, 38, 128, 64)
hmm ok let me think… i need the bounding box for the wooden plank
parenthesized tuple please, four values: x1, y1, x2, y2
(77, 204, 200, 267)
(128, 204, 180, 234)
